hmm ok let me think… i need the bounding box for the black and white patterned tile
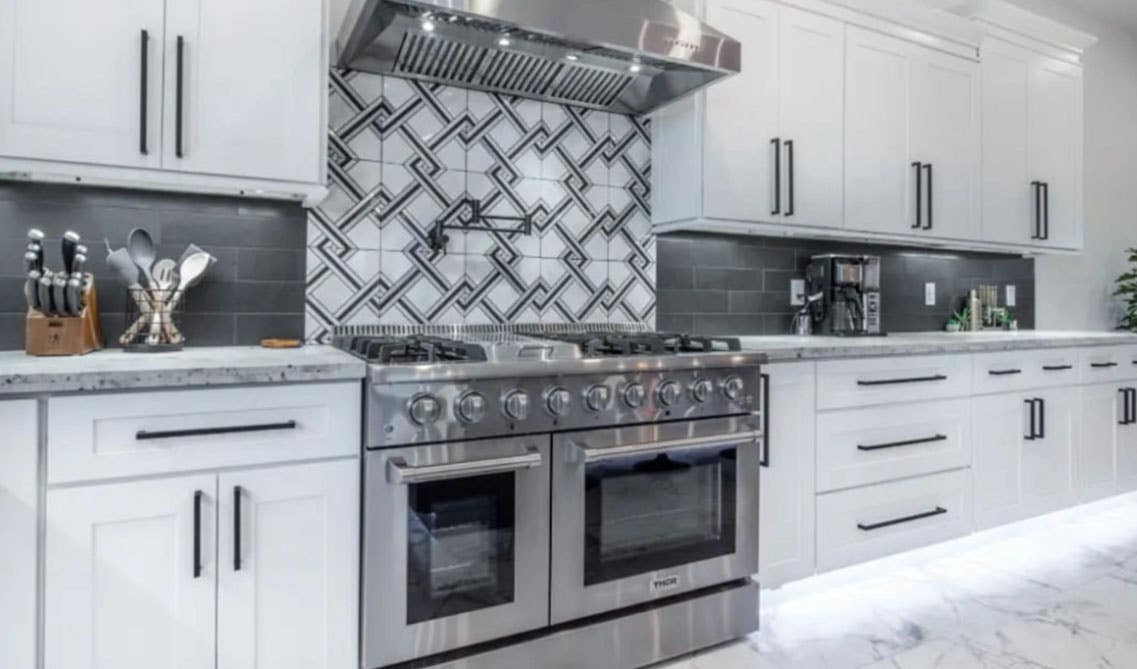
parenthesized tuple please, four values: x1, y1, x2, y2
(306, 71, 655, 342)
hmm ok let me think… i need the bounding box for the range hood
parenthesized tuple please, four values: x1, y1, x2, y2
(335, 0, 741, 115)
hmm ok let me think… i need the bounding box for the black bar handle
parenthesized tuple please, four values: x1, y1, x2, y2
(857, 375, 948, 387)
(858, 507, 947, 532)
(234, 486, 243, 571)
(988, 369, 1023, 376)
(1043, 365, 1073, 372)
(1037, 397, 1046, 440)
(1025, 399, 1037, 440)
(1129, 389, 1137, 426)
(923, 163, 934, 230)
(771, 138, 781, 216)
(193, 490, 203, 578)
(857, 434, 948, 452)
(176, 36, 185, 158)
(1091, 362, 1119, 369)
(1120, 389, 1132, 427)
(760, 373, 770, 468)
(1031, 182, 1043, 239)
(1041, 182, 1050, 240)
(912, 162, 923, 229)
(137, 420, 298, 441)
(784, 140, 795, 217)
(139, 30, 149, 155)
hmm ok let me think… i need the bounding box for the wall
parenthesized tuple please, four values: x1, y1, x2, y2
(304, 72, 654, 342)
(0, 182, 307, 349)
(657, 233, 1035, 335)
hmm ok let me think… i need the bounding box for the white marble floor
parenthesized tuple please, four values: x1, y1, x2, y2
(660, 493, 1137, 669)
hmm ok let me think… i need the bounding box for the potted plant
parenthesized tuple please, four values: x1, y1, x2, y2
(1114, 248, 1137, 331)
(946, 308, 969, 333)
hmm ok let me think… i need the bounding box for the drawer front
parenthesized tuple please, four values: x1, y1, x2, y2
(817, 355, 972, 410)
(972, 348, 1080, 394)
(48, 382, 360, 484)
(816, 469, 972, 572)
(1080, 346, 1137, 384)
(816, 399, 970, 492)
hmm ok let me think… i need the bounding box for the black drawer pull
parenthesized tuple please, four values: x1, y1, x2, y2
(988, 369, 1022, 376)
(193, 490, 203, 578)
(1043, 365, 1073, 372)
(857, 375, 948, 387)
(857, 434, 948, 452)
(137, 420, 297, 441)
(858, 507, 948, 532)
(1092, 362, 1119, 369)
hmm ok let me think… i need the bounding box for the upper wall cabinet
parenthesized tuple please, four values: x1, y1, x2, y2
(0, 0, 328, 205)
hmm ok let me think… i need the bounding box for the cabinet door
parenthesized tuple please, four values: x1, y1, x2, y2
(703, 0, 780, 222)
(0, 0, 164, 167)
(844, 26, 912, 235)
(164, 0, 324, 183)
(217, 460, 359, 669)
(778, 7, 844, 230)
(910, 48, 980, 241)
(1029, 55, 1084, 249)
(980, 39, 1034, 245)
(0, 400, 37, 669)
(1022, 387, 1077, 514)
(1078, 384, 1120, 502)
(45, 475, 217, 669)
(1119, 401, 1137, 492)
(972, 394, 1026, 530)
(758, 363, 816, 588)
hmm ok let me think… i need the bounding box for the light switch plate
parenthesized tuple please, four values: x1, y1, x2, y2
(790, 279, 806, 306)
(1006, 285, 1016, 307)
(925, 282, 936, 306)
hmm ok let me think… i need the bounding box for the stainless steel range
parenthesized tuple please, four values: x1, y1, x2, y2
(333, 323, 767, 669)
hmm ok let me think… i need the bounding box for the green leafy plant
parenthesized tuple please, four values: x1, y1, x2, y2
(1114, 248, 1137, 331)
(947, 308, 969, 331)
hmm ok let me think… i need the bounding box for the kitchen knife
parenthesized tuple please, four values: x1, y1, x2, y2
(38, 273, 55, 316)
(53, 274, 68, 318)
(68, 253, 88, 315)
(26, 229, 44, 272)
(25, 270, 40, 313)
(24, 251, 38, 274)
(62, 231, 80, 275)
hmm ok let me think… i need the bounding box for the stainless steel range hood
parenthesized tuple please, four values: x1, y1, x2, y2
(335, 0, 741, 115)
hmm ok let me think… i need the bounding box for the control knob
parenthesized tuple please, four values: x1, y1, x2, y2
(408, 394, 442, 426)
(657, 381, 682, 407)
(622, 382, 647, 408)
(722, 376, 745, 401)
(585, 384, 612, 411)
(546, 387, 572, 416)
(502, 390, 531, 421)
(691, 378, 715, 403)
(455, 392, 487, 424)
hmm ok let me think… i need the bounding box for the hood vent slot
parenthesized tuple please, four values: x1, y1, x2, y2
(394, 33, 633, 109)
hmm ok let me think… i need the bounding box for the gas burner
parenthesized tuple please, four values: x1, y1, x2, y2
(334, 335, 488, 364)
(519, 330, 742, 357)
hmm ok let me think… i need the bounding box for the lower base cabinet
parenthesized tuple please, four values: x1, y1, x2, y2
(45, 459, 359, 669)
(1078, 382, 1137, 500)
(1, 400, 40, 669)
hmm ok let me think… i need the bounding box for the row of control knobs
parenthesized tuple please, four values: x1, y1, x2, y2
(408, 376, 745, 426)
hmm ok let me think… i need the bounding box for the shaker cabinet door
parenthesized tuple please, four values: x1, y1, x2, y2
(0, 0, 164, 167)
(980, 39, 1034, 245)
(1078, 384, 1121, 502)
(1028, 55, 1084, 250)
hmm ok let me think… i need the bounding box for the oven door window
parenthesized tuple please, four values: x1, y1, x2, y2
(584, 446, 737, 586)
(406, 472, 516, 624)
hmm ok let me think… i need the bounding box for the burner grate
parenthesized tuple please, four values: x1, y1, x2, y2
(335, 334, 488, 364)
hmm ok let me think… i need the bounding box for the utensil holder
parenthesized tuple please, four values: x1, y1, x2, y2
(25, 281, 103, 356)
(121, 288, 186, 352)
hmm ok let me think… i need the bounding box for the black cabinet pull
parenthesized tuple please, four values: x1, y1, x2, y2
(193, 490, 203, 578)
(760, 373, 770, 468)
(857, 434, 948, 452)
(771, 138, 781, 215)
(857, 375, 947, 387)
(1129, 389, 1137, 426)
(1041, 182, 1050, 240)
(923, 163, 934, 230)
(988, 369, 1022, 376)
(1120, 389, 1132, 426)
(858, 507, 947, 532)
(136, 420, 298, 441)
(1031, 181, 1043, 239)
(1091, 362, 1119, 369)
(912, 162, 923, 229)
(139, 29, 149, 155)
(176, 36, 185, 158)
(1025, 399, 1038, 440)
(233, 486, 243, 571)
(1037, 397, 1046, 439)
(784, 140, 795, 217)
(1043, 365, 1073, 372)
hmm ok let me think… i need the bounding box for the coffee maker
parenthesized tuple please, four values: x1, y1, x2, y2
(804, 254, 883, 336)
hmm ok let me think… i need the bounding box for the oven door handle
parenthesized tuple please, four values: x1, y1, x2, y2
(572, 430, 763, 464)
(386, 447, 542, 484)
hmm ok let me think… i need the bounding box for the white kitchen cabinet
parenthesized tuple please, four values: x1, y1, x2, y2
(758, 362, 816, 589)
(45, 475, 218, 669)
(217, 461, 359, 669)
(1029, 55, 1084, 249)
(0, 0, 164, 168)
(0, 400, 38, 669)
(1078, 382, 1137, 500)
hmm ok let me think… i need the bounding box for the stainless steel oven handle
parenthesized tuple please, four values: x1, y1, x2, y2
(386, 447, 543, 484)
(572, 430, 762, 464)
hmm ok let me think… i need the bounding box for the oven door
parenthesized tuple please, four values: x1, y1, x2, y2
(362, 437, 550, 668)
(550, 416, 760, 625)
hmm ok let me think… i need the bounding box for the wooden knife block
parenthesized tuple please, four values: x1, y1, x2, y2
(25, 283, 103, 357)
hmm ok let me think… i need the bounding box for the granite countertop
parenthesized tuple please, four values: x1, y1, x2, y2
(738, 331, 1137, 362)
(0, 345, 367, 395)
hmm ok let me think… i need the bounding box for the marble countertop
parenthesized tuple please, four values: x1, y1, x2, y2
(0, 345, 367, 395)
(739, 331, 1137, 362)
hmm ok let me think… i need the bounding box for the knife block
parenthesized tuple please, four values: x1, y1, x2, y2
(25, 282, 103, 357)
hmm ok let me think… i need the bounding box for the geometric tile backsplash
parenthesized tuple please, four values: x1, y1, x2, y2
(305, 71, 654, 341)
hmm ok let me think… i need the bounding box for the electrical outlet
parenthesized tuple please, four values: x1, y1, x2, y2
(1006, 285, 1017, 307)
(925, 282, 936, 306)
(790, 279, 806, 306)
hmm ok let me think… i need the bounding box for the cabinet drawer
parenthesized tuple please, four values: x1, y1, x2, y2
(816, 469, 972, 572)
(816, 399, 970, 492)
(48, 382, 360, 484)
(972, 348, 1080, 394)
(816, 355, 971, 409)
(1080, 346, 1137, 384)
